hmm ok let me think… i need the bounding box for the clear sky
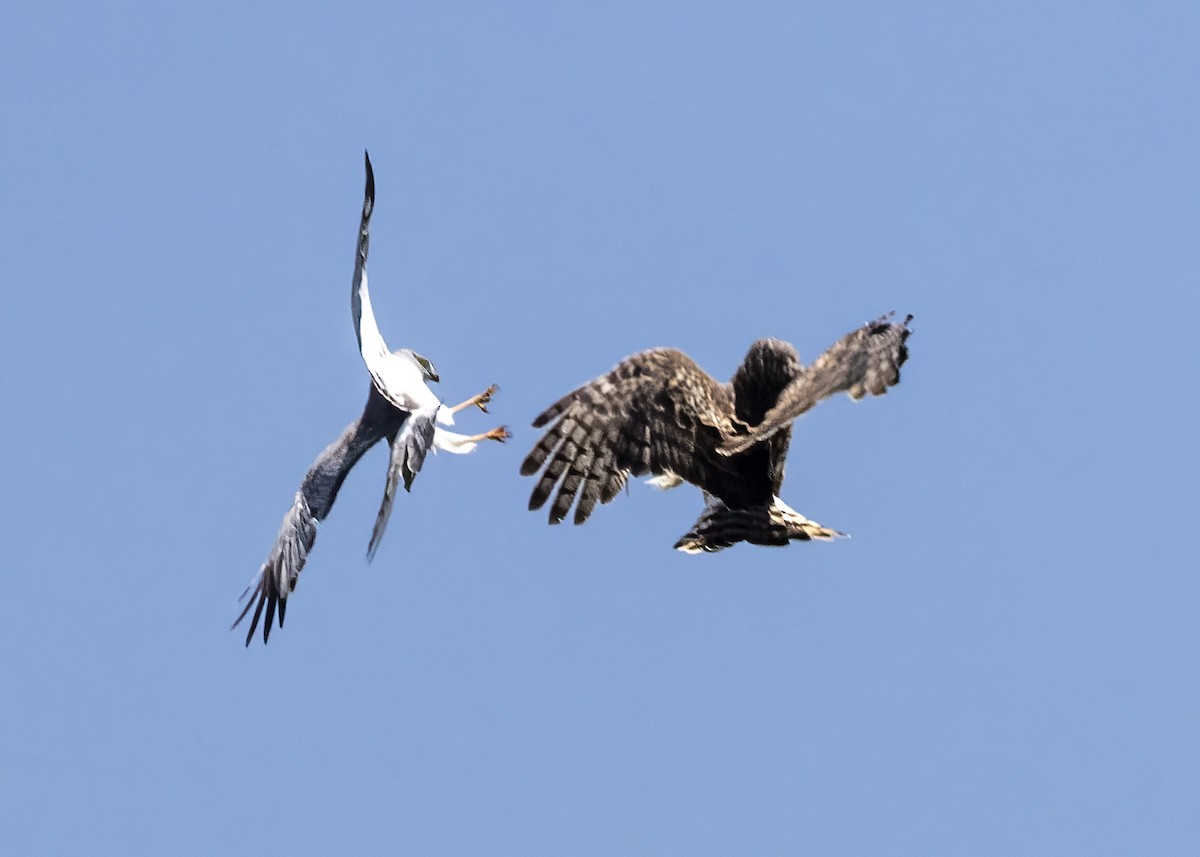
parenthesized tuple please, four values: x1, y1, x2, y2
(2, 1, 1197, 854)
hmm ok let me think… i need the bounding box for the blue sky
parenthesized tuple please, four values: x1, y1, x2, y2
(2, 1, 1197, 854)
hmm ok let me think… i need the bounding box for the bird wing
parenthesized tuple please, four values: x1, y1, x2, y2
(351, 151, 388, 363)
(349, 151, 431, 412)
(232, 489, 315, 646)
(366, 407, 437, 560)
(520, 349, 738, 524)
(233, 389, 401, 646)
(721, 313, 912, 456)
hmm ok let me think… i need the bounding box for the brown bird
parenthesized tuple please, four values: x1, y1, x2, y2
(521, 314, 912, 552)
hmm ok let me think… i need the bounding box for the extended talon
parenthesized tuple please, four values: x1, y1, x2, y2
(473, 384, 499, 412)
(450, 384, 500, 415)
(486, 426, 511, 442)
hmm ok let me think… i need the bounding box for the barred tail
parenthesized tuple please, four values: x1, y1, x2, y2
(673, 497, 844, 554)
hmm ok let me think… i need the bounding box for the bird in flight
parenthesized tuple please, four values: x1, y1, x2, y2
(234, 152, 509, 645)
(521, 314, 912, 552)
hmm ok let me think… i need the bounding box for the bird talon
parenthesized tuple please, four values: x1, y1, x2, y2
(474, 384, 500, 412)
(488, 426, 511, 443)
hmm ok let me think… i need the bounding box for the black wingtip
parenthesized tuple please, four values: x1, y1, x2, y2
(363, 151, 375, 214)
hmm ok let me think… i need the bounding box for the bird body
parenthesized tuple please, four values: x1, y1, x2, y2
(521, 315, 912, 552)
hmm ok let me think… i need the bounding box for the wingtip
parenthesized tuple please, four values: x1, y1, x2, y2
(366, 515, 389, 561)
(243, 613, 258, 647)
(363, 151, 375, 211)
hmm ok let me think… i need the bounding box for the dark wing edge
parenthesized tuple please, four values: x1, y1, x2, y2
(232, 491, 317, 646)
(233, 392, 399, 647)
(366, 410, 435, 560)
(350, 151, 376, 354)
(720, 313, 912, 456)
(520, 349, 734, 525)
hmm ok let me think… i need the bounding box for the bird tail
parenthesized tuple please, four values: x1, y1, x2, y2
(673, 497, 845, 554)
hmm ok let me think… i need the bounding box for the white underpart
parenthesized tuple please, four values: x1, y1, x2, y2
(432, 427, 482, 454)
(645, 472, 684, 490)
(355, 268, 441, 413)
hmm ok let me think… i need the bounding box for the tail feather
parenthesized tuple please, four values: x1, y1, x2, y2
(674, 497, 844, 554)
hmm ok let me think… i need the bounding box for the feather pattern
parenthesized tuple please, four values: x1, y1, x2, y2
(520, 349, 740, 524)
(521, 314, 913, 549)
(721, 314, 912, 456)
(234, 384, 407, 645)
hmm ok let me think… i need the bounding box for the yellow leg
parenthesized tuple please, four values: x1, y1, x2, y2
(448, 384, 499, 414)
(465, 426, 511, 443)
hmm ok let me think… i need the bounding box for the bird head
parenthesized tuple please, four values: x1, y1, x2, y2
(398, 348, 440, 383)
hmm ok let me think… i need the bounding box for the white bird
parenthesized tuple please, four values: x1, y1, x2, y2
(234, 151, 509, 645)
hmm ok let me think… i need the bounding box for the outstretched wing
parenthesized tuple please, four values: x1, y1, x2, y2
(349, 152, 437, 414)
(233, 490, 315, 646)
(350, 151, 385, 361)
(520, 349, 738, 524)
(366, 408, 437, 560)
(721, 313, 912, 456)
(233, 387, 403, 646)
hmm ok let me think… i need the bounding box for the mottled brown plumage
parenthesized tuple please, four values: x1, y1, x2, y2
(520, 313, 912, 552)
